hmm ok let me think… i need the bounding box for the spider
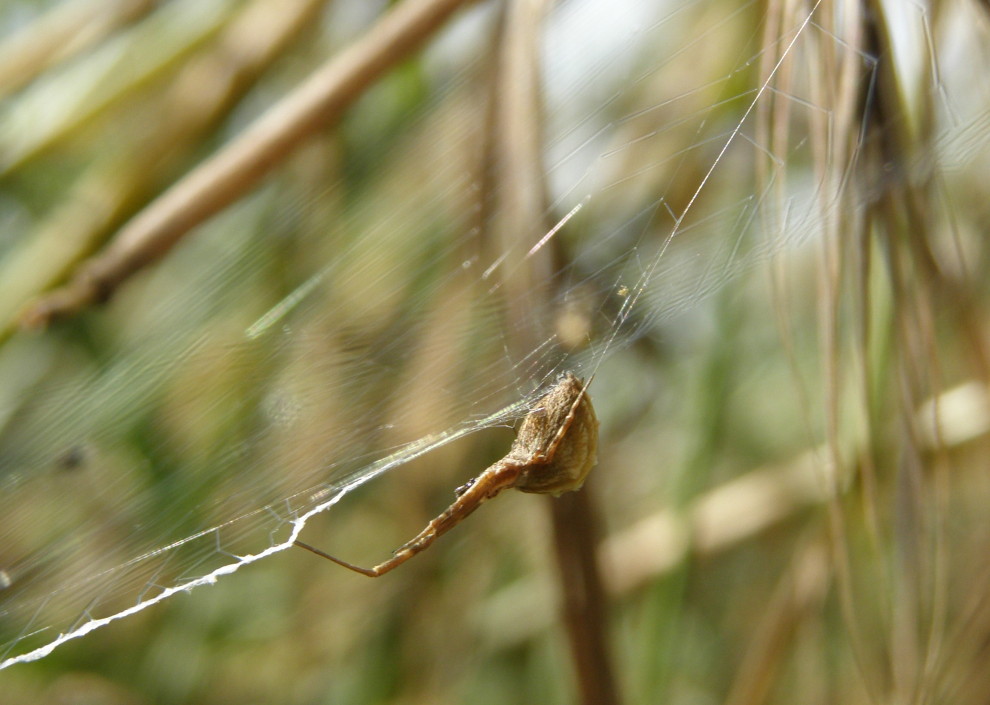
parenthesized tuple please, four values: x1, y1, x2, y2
(294, 372, 599, 576)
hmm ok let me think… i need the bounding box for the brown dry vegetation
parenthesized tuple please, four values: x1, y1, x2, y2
(1, 1, 990, 704)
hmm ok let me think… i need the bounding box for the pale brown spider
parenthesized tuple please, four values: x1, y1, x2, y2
(294, 372, 599, 576)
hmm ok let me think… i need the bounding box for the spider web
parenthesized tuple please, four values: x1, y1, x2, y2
(0, 0, 985, 673)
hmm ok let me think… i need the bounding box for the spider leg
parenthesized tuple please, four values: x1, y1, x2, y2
(295, 460, 524, 577)
(293, 539, 382, 577)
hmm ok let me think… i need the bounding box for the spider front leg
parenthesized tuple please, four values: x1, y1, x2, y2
(296, 373, 598, 576)
(294, 460, 524, 577)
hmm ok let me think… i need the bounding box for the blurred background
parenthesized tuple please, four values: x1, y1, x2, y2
(1, 0, 990, 703)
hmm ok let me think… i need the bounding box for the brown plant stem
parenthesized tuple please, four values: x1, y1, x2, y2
(22, 0, 480, 327)
(550, 482, 622, 705)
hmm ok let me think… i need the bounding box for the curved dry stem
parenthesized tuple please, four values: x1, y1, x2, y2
(0, 0, 326, 340)
(21, 0, 480, 327)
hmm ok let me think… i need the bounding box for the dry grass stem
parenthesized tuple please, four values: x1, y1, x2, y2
(0, 0, 326, 338)
(21, 0, 480, 327)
